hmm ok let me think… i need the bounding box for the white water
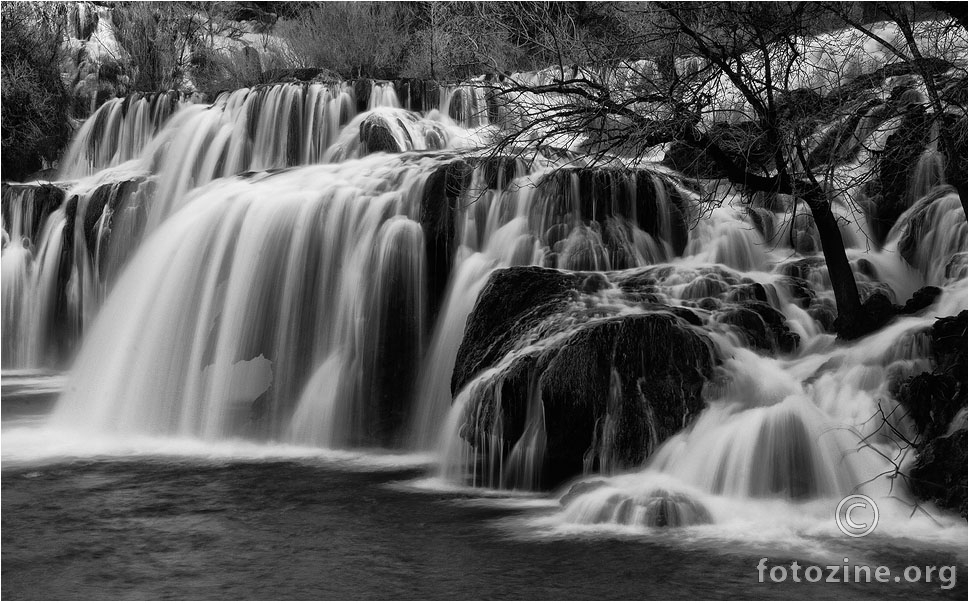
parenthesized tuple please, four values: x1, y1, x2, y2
(2, 46, 967, 549)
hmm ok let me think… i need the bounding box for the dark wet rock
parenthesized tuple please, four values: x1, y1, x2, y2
(452, 266, 583, 395)
(781, 257, 827, 282)
(615, 271, 658, 292)
(0, 183, 65, 242)
(75, 178, 146, 258)
(900, 286, 942, 315)
(353, 79, 372, 113)
(854, 258, 880, 280)
(681, 274, 729, 300)
(789, 212, 819, 254)
(909, 428, 968, 518)
(580, 273, 610, 294)
(420, 159, 473, 320)
(804, 101, 880, 168)
(807, 298, 838, 333)
(745, 301, 800, 353)
(453, 266, 717, 489)
(898, 372, 962, 438)
(896, 311, 968, 517)
(718, 301, 799, 354)
(719, 308, 771, 350)
(896, 187, 967, 276)
(479, 155, 521, 189)
(662, 122, 774, 180)
(868, 105, 934, 245)
(693, 297, 721, 312)
(662, 140, 725, 179)
(932, 311, 969, 364)
(392, 78, 439, 113)
(669, 306, 703, 327)
(746, 207, 777, 242)
(359, 114, 402, 154)
(614, 270, 664, 304)
(836, 291, 898, 341)
(531, 167, 690, 257)
(726, 282, 769, 304)
(633, 490, 713, 527)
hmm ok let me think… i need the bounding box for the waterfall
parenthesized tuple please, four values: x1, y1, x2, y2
(1, 185, 70, 368)
(51, 156, 437, 443)
(1, 82, 474, 373)
(1, 43, 966, 547)
(555, 285, 967, 527)
(47, 151, 700, 448)
(59, 91, 186, 179)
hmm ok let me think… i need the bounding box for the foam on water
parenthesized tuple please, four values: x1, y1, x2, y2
(1, 424, 435, 472)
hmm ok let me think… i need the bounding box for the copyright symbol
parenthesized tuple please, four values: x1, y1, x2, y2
(836, 494, 879, 538)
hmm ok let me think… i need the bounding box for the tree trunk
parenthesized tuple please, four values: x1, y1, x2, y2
(802, 187, 863, 337)
(681, 130, 865, 336)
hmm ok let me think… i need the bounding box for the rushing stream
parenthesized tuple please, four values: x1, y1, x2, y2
(2, 35, 968, 599)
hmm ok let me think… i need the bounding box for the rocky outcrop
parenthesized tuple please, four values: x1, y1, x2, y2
(359, 114, 403, 154)
(868, 104, 935, 244)
(531, 167, 692, 263)
(1, 183, 66, 241)
(837, 286, 947, 341)
(717, 301, 800, 354)
(661, 122, 775, 179)
(418, 159, 690, 323)
(451, 265, 718, 489)
(452, 266, 584, 394)
(894, 310, 968, 517)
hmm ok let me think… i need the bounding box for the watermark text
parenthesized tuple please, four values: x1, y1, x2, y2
(756, 558, 957, 590)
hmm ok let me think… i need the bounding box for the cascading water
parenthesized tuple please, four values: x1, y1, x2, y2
(54, 157, 436, 444)
(1, 26, 967, 554)
(58, 91, 187, 179)
(0, 81, 471, 370)
(48, 142, 693, 448)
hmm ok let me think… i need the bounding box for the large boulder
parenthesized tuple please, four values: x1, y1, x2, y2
(451, 266, 717, 489)
(452, 266, 583, 393)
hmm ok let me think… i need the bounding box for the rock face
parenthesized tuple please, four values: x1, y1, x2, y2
(836, 286, 947, 341)
(717, 301, 799, 354)
(359, 114, 403, 154)
(452, 267, 583, 393)
(536, 168, 692, 258)
(869, 104, 934, 245)
(895, 310, 968, 517)
(451, 266, 718, 489)
(1, 183, 66, 240)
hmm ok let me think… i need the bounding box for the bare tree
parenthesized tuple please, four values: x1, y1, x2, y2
(827, 0, 968, 213)
(460, 1, 965, 337)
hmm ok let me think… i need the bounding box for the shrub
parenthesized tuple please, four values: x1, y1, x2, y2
(1, 3, 72, 180)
